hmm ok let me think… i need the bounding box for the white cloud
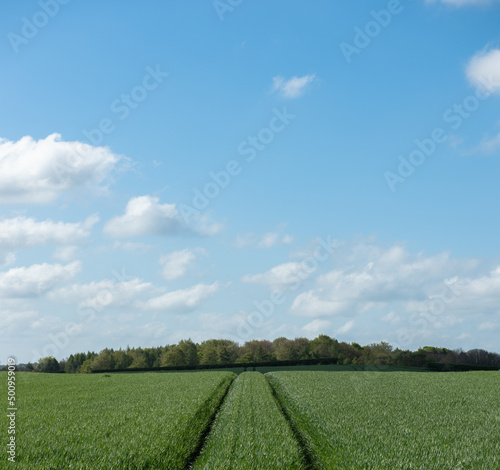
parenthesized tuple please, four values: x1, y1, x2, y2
(0, 252, 16, 268)
(336, 320, 355, 335)
(466, 48, 500, 94)
(103, 195, 221, 238)
(113, 241, 152, 254)
(272, 74, 316, 98)
(52, 246, 79, 261)
(0, 308, 39, 332)
(0, 261, 81, 298)
(259, 232, 293, 248)
(142, 282, 219, 312)
(473, 132, 500, 154)
(160, 248, 206, 280)
(49, 277, 159, 310)
(234, 232, 293, 248)
(242, 261, 315, 289)
(302, 318, 332, 335)
(0, 214, 99, 250)
(291, 243, 477, 317)
(478, 321, 497, 331)
(381, 311, 402, 325)
(0, 134, 124, 204)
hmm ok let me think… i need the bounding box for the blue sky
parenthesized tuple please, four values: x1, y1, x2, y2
(1, 0, 500, 363)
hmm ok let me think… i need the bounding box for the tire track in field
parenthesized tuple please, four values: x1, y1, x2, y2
(190, 372, 307, 469)
(184, 373, 236, 469)
(265, 374, 319, 470)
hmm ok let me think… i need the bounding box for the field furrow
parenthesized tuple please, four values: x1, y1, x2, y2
(3, 371, 235, 469)
(191, 372, 307, 469)
(266, 371, 500, 470)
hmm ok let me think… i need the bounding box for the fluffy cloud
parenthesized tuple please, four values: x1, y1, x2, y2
(0, 134, 123, 204)
(0, 214, 99, 250)
(291, 244, 477, 317)
(0, 261, 81, 298)
(272, 74, 316, 98)
(242, 261, 315, 289)
(160, 248, 206, 280)
(103, 195, 221, 238)
(49, 277, 160, 310)
(466, 48, 500, 94)
(302, 318, 332, 335)
(234, 232, 293, 248)
(142, 282, 219, 312)
(336, 320, 355, 335)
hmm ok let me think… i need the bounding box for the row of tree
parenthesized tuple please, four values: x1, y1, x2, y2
(18, 335, 500, 373)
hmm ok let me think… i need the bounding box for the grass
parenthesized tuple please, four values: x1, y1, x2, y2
(266, 370, 500, 469)
(192, 372, 307, 469)
(3, 369, 499, 468)
(1, 371, 235, 469)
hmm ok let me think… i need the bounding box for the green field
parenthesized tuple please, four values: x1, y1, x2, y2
(2, 370, 499, 469)
(1, 371, 235, 469)
(192, 372, 306, 469)
(267, 371, 500, 469)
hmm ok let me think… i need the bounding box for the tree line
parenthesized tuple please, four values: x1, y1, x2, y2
(10, 335, 500, 373)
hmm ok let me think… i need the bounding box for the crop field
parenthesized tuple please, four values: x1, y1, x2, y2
(267, 371, 500, 469)
(2, 370, 499, 469)
(192, 372, 306, 469)
(1, 371, 235, 469)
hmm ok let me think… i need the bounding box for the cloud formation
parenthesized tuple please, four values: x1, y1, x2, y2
(49, 277, 159, 310)
(0, 134, 123, 204)
(0, 214, 99, 250)
(242, 261, 315, 289)
(291, 244, 478, 317)
(0, 261, 81, 298)
(234, 232, 293, 248)
(160, 248, 206, 280)
(142, 282, 219, 312)
(466, 48, 500, 94)
(104, 196, 221, 238)
(272, 74, 316, 98)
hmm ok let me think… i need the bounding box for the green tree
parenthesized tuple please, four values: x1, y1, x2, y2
(161, 346, 187, 367)
(178, 340, 199, 366)
(36, 356, 60, 372)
